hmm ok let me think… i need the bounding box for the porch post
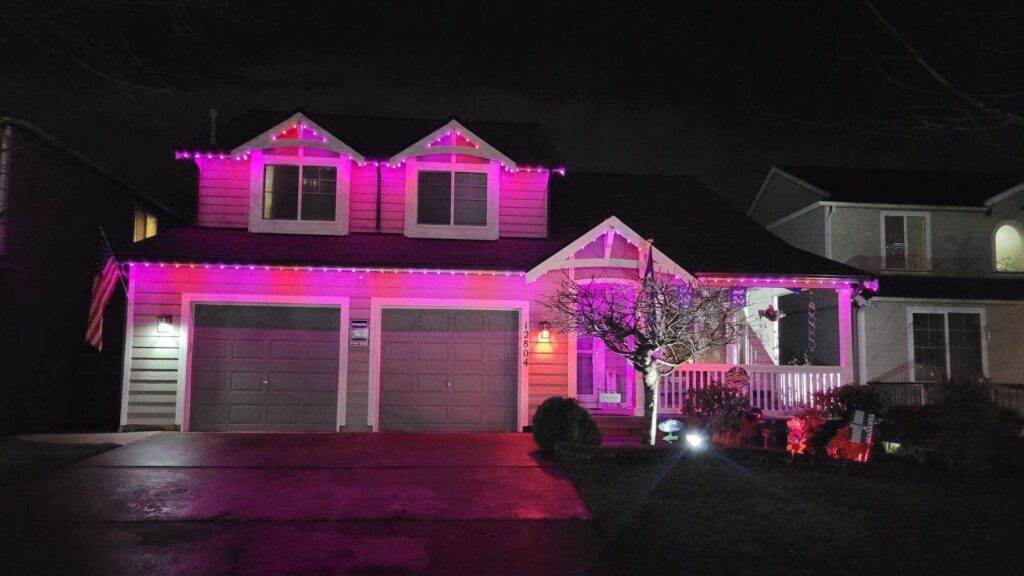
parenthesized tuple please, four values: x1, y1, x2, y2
(837, 287, 855, 384)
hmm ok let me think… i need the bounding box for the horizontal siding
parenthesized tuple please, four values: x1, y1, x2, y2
(499, 171, 548, 238)
(349, 165, 405, 233)
(196, 158, 249, 228)
(123, 268, 569, 429)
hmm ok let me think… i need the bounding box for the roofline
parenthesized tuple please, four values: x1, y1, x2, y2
(387, 119, 516, 167)
(817, 200, 987, 212)
(0, 116, 182, 219)
(984, 181, 1024, 207)
(225, 111, 366, 161)
(871, 296, 1024, 304)
(748, 166, 831, 218)
(764, 201, 825, 230)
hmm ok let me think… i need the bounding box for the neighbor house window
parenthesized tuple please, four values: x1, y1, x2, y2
(994, 223, 1024, 272)
(133, 208, 158, 242)
(263, 164, 337, 221)
(416, 171, 487, 226)
(911, 311, 983, 382)
(883, 213, 929, 270)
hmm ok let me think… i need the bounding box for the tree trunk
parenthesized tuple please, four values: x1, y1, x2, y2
(642, 365, 661, 445)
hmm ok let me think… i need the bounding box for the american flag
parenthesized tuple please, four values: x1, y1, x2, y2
(86, 233, 122, 351)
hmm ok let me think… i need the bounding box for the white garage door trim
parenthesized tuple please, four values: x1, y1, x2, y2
(368, 298, 530, 432)
(177, 293, 350, 432)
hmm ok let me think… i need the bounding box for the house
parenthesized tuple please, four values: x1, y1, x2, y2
(0, 117, 184, 433)
(115, 111, 872, 432)
(751, 166, 1024, 386)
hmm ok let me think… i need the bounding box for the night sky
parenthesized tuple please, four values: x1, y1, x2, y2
(2, 0, 1022, 212)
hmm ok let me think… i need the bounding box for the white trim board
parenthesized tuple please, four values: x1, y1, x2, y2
(230, 112, 364, 161)
(367, 297, 531, 432)
(388, 119, 515, 168)
(176, 293, 351, 432)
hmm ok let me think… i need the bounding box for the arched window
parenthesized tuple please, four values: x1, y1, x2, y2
(994, 223, 1024, 272)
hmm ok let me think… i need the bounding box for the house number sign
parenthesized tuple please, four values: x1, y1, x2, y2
(522, 324, 530, 366)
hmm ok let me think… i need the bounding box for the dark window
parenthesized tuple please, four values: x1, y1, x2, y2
(912, 313, 947, 382)
(300, 165, 337, 221)
(884, 214, 928, 270)
(263, 164, 336, 221)
(417, 170, 487, 226)
(947, 313, 983, 380)
(416, 171, 452, 225)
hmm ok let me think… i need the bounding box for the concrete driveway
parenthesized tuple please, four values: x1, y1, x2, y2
(1, 433, 619, 575)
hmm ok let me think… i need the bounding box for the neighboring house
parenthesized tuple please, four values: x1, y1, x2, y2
(0, 117, 184, 433)
(751, 166, 1024, 386)
(115, 110, 872, 432)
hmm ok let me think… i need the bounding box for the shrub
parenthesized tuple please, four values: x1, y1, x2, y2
(683, 381, 751, 431)
(816, 384, 884, 420)
(930, 381, 1020, 473)
(531, 397, 601, 451)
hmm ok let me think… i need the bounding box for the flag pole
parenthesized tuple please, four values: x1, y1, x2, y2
(98, 226, 129, 297)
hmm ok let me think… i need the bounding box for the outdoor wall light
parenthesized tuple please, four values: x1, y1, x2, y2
(157, 314, 175, 334)
(539, 321, 551, 342)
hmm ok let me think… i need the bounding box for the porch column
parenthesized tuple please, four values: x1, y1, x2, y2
(837, 287, 855, 384)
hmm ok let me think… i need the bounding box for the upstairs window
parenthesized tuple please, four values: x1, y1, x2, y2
(133, 208, 158, 242)
(416, 171, 487, 226)
(263, 164, 337, 222)
(994, 223, 1024, 272)
(883, 213, 929, 270)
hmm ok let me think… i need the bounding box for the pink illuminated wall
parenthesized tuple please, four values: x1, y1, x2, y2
(349, 164, 405, 233)
(195, 157, 250, 228)
(498, 170, 549, 238)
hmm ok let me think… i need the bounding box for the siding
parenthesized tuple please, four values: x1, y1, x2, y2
(196, 158, 249, 228)
(750, 171, 823, 226)
(349, 164, 405, 233)
(123, 267, 569, 429)
(499, 171, 549, 238)
(863, 299, 1024, 384)
(770, 206, 826, 257)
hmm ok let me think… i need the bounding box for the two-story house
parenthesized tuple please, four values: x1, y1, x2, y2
(0, 116, 184, 433)
(115, 111, 872, 433)
(751, 166, 1024, 385)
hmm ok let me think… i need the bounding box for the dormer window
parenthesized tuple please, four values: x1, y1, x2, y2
(263, 164, 337, 221)
(248, 146, 350, 236)
(417, 171, 487, 226)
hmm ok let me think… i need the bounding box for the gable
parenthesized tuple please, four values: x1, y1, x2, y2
(749, 168, 827, 225)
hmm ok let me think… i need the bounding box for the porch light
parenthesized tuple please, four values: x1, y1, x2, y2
(157, 315, 174, 334)
(539, 321, 551, 342)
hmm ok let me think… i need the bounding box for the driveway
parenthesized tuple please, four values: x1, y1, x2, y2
(1, 433, 619, 575)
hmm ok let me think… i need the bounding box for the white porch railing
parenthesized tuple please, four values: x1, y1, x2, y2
(660, 364, 844, 416)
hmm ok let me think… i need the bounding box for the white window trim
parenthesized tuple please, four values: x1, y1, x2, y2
(880, 211, 932, 272)
(174, 293, 351, 432)
(403, 156, 500, 240)
(992, 220, 1024, 274)
(248, 148, 351, 235)
(366, 297, 530, 431)
(905, 306, 988, 382)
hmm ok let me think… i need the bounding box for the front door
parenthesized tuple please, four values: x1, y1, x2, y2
(575, 335, 634, 412)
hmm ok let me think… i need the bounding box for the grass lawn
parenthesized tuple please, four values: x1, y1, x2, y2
(0, 439, 118, 484)
(561, 448, 1024, 576)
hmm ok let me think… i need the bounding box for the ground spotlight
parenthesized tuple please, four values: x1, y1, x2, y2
(684, 433, 705, 449)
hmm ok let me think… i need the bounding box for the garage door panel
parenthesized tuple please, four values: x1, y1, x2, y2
(189, 304, 341, 432)
(379, 308, 518, 432)
(232, 339, 268, 359)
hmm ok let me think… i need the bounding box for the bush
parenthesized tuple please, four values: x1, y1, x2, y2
(531, 397, 601, 451)
(816, 384, 884, 420)
(683, 382, 751, 428)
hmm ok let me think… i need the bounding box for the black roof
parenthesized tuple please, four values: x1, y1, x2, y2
(549, 172, 870, 278)
(875, 275, 1024, 301)
(181, 110, 564, 167)
(120, 229, 567, 271)
(778, 166, 1024, 208)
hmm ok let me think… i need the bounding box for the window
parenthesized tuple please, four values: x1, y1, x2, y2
(133, 208, 158, 242)
(416, 171, 487, 226)
(911, 311, 984, 382)
(576, 336, 595, 396)
(262, 164, 337, 222)
(994, 223, 1024, 272)
(883, 213, 929, 270)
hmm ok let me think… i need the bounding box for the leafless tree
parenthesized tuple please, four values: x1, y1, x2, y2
(544, 269, 744, 445)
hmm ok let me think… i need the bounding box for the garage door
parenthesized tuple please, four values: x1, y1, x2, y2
(380, 308, 519, 431)
(189, 304, 341, 431)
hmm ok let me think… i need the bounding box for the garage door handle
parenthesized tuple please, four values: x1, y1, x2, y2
(446, 381, 451, 390)
(261, 379, 270, 386)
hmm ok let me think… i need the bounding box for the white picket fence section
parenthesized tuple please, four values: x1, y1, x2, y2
(660, 364, 844, 416)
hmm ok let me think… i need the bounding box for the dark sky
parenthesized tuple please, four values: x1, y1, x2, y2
(2, 0, 1023, 212)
